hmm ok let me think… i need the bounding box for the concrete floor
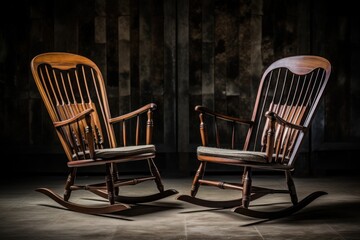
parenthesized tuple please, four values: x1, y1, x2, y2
(1, 174, 360, 240)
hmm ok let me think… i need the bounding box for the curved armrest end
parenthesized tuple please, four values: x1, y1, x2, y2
(265, 111, 306, 131)
(195, 105, 253, 125)
(109, 103, 158, 124)
(54, 108, 94, 128)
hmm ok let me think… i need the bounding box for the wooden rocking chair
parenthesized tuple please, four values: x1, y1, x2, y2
(177, 55, 331, 219)
(31, 52, 178, 214)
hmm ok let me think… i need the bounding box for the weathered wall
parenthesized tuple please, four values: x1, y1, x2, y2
(0, 0, 359, 176)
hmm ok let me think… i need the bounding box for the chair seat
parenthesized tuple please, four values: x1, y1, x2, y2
(197, 146, 268, 163)
(96, 144, 156, 159)
(72, 144, 156, 160)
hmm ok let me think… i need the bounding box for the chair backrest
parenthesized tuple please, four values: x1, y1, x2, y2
(245, 55, 331, 167)
(31, 52, 117, 161)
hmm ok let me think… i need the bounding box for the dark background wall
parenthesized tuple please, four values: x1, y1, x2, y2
(0, 0, 359, 177)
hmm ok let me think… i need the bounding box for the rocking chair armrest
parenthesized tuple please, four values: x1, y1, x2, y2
(195, 105, 253, 125)
(265, 111, 306, 131)
(53, 108, 95, 128)
(109, 103, 157, 124)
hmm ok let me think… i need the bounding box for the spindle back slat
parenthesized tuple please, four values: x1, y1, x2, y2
(32, 53, 114, 161)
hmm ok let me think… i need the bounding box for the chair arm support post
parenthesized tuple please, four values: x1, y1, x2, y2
(85, 114, 95, 159)
(146, 109, 154, 144)
(265, 113, 276, 162)
(199, 113, 208, 146)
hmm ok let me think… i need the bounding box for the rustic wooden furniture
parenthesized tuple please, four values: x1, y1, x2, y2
(31, 52, 177, 214)
(177, 55, 331, 219)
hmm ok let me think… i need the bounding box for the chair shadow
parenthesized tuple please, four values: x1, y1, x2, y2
(116, 202, 183, 217)
(179, 201, 290, 214)
(229, 200, 360, 226)
(38, 199, 184, 220)
(177, 195, 360, 226)
(81, 196, 184, 216)
(38, 204, 134, 221)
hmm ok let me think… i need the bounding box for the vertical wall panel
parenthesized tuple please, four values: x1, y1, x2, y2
(188, 0, 202, 146)
(139, 0, 152, 104)
(177, 0, 190, 173)
(53, 0, 79, 53)
(189, 0, 202, 96)
(238, 0, 253, 120)
(117, 0, 131, 117)
(151, 0, 164, 97)
(163, 0, 177, 154)
(151, 0, 165, 144)
(129, 0, 140, 111)
(118, 15, 130, 93)
(214, 0, 227, 114)
(225, 0, 240, 117)
(350, 14, 360, 139)
(201, 0, 215, 110)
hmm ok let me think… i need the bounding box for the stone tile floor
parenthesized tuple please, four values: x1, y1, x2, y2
(0, 175, 359, 239)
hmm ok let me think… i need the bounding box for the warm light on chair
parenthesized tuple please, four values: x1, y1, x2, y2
(31, 52, 178, 214)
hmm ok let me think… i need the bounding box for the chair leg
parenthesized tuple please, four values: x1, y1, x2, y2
(191, 162, 206, 197)
(64, 168, 77, 201)
(111, 163, 120, 196)
(105, 163, 115, 205)
(285, 170, 298, 205)
(148, 159, 164, 192)
(242, 167, 252, 208)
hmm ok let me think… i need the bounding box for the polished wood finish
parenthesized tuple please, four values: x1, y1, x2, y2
(178, 55, 331, 219)
(36, 188, 130, 214)
(31, 52, 178, 214)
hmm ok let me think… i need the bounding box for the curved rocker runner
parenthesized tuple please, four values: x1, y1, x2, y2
(36, 188, 130, 214)
(232, 191, 328, 219)
(177, 192, 267, 209)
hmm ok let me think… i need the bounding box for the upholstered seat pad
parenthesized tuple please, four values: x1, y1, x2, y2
(73, 144, 156, 160)
(197, 146, 268, 163)
(95, 144, 155, 159)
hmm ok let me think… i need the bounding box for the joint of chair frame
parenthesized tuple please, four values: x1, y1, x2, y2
(53, 108, 95, 128)
(265, 111, 305, 131)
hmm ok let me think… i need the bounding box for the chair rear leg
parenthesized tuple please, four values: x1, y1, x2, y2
(105, 163, 115, 204)
(64, 168, 77, 201)
(191, 162, 206, 197)
(148, 159, 164, 192)
(285, 170, 298, 205)
(242, 167, 252, 208)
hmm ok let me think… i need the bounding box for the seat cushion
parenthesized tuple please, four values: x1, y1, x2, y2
(95, 144, 156, 159)
(197, 146, 268, 163)
(72, 144, 156, 160)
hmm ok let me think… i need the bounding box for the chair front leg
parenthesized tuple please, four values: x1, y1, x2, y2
(285, 170, 298, 205)
(191, 162, 207, 197)
(105, 163, 115, 205)
(64, 168, 77, 201)
(242, 167, 252, 208)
